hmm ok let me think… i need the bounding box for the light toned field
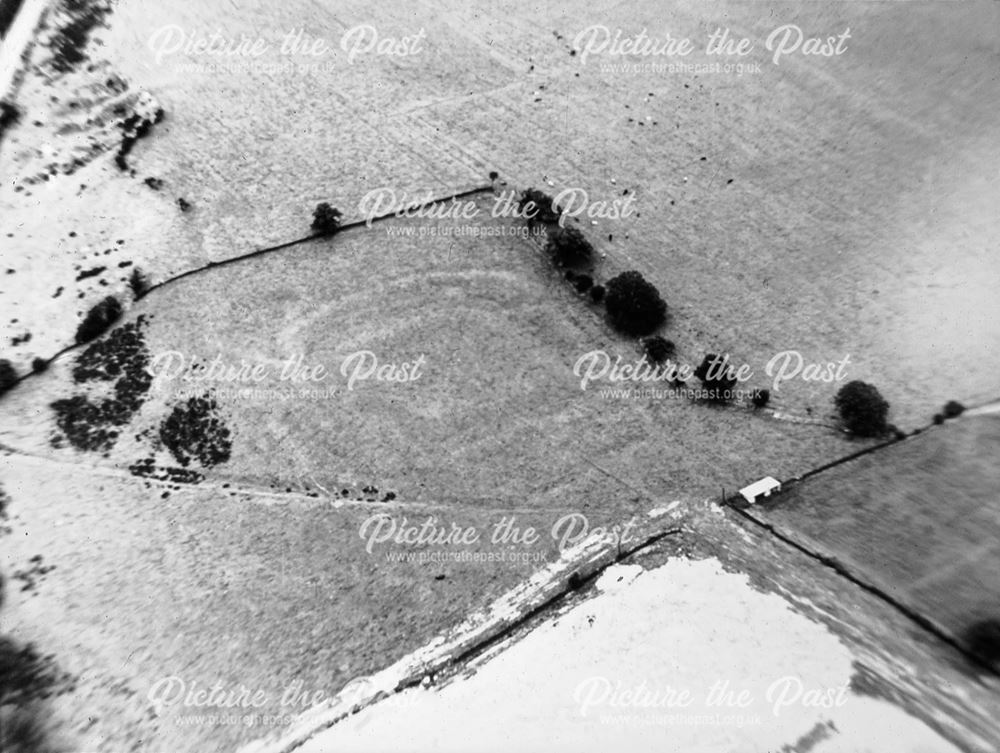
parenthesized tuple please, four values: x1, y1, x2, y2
(0, 451, 561, 752)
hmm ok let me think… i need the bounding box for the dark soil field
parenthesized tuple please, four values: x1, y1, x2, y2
(746, 413, 1000, 668)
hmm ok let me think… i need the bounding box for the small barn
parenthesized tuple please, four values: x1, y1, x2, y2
(739, 476, 782, 505)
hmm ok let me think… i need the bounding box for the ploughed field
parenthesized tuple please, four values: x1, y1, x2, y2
(748, 413, 1000, 668)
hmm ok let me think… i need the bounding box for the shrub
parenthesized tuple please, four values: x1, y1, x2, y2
(834, 380, 889, 437)
(0, 360, 17, 395)
(965, 619, 1000, 668)
(31, 358, 47, 375)
(573, 274, 593, 294)
(518, 189, 562, 225)
(643, 336, 674, 364)
(545, 224, 594, 267)
(943, 400, 965, 419)
(604, 270, 667, 336)
(694, 353, 737, 402)
(751, 388, 770, 408)
(311, 202, 343, 235)
(75, 296, 122, 344)
(589, 285, 605, 304)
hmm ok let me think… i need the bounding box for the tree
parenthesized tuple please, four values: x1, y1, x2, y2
(311, 202, 343, 235)
(518, 189, 562, 225)
(573, 274, 594, 294)
(75, 296, 122, 344)
(942, 400, 965, 419)
(0, 360, 16, 395)
(604, 271, 667, 336)
(751, 388, 770, 408)
(965, 619, 1000, 668)
(694, 353, 737, 402)
(834, 380, 889, 437)
(589, 285, 605, 303)
(545, 224, 594, 267)
(643, 336, 674, 364)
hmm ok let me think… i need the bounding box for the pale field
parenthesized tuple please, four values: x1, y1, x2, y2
(1, 1, 999, 752)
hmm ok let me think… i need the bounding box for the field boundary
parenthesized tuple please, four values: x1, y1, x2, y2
(0, 184, 494, 396)
(237, 505, 687, 753)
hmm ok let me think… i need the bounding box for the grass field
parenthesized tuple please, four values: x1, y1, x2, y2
(1, 0, 998, 751)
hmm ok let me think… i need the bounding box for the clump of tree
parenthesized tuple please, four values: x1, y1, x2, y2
(0, 360, 17, 396)
(545, 224, 594, 267)
(834, 380, 889, 437)
(518, 189, 562, 226)
(604, 270, 667, 336)
(311, 202, 343, 235)
(694, 353, 737, 402)
(74, 296, 122, 344)
(643, 336, 674, 364)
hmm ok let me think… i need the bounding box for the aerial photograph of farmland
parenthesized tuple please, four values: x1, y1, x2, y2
(0, 0, 998, 751)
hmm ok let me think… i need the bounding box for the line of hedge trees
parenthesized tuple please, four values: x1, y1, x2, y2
(518, 188, 668, 337)
(514, 187, 923, 438)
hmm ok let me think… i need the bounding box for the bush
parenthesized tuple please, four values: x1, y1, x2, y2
(518, 189, 562, 225)
(75, 296, 122, 344)
(0, 100, 20, 142)
(0, 360, 17, 395)
(31, 358, 47, 375)
(589, 285, 605, 303)
(834, 380, 889, 437)
(545, 224, 594, 267)
(311, 202, 343, 235)
(643, 336, 674, 364)
(751, 388, 770, 408)
(573, 274, 593, 294)
(604, 271, 667, 336)
(965, 619, 1000, 668)
(694, 353, 737, 402)
(128, 268, 150, 300)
